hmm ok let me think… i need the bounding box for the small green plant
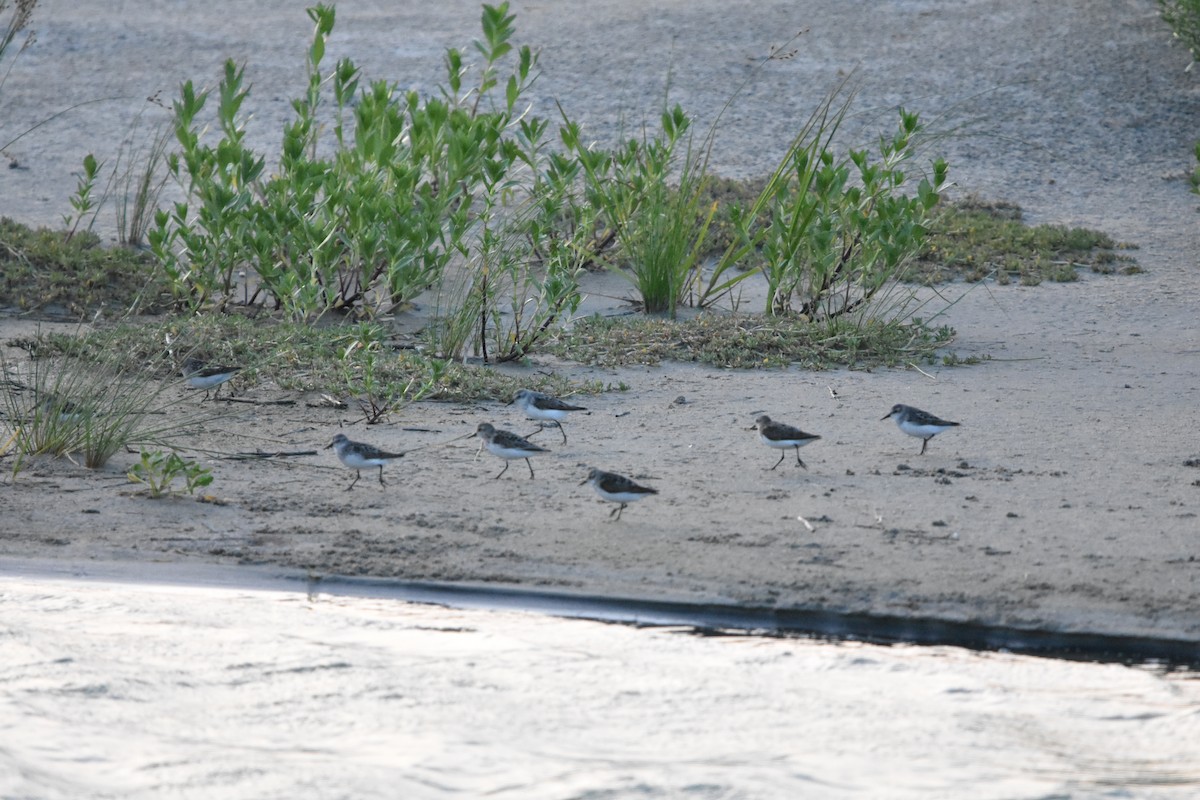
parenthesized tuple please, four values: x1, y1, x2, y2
(61, 153, 103, 242)
(339, 326, 443, 423)
(425, 44, 592, 362)
(128, 448, 213, 498)
(464, 184, 590, 363)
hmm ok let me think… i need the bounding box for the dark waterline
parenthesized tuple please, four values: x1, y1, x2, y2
(312, 574, 1200, 670)
(3, 557, 1196, 669)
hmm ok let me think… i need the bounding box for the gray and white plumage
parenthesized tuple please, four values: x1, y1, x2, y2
(881, 403, 960, 455)
(579, 467, 658, 521)
(37, 393, 90, 423)
(475, 422, 549, 479)
(513, 389, 586, 444)
(182, 357, 241, 400)
(753, 415, 821, 470)
(326, 433, 404, 490)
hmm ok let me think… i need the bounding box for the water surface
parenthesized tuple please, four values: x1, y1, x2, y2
(1, 568, 1198, 799)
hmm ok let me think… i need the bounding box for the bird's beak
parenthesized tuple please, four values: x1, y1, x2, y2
(880, 412, 892, 421)
(323, 442, 334, 449)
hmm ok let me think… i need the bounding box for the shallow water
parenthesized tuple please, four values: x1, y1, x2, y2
(1, 569, 1198, 800)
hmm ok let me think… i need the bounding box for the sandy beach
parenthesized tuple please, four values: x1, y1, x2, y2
(2, 0, 1198, 644)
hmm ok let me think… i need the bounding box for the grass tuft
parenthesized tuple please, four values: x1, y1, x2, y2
(28, 315, 603, 406)
(0, 217, 170, 315)
(913, 198, 1139, 284)
(547, 313, 954, 370)
(1, 327, 214, 473)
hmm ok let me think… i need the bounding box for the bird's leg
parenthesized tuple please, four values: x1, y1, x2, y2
(494, 461, 510, 480)
(524, 457, 535, 479)
(554, 420, 567, 445)
(770, 451, 786, 470)
(795, 448, 808, 470)
(920, 437, 929, 455)
(377, 466, 386, 486)
(346, 470, 361, 491)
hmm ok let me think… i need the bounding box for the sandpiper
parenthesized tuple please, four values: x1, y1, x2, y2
(753, 414, 821, 470)
(182, 357, 241, 401)
(512, 389, 586, 444)
(326, 433, 405, 490)
(37, 393, 89, 423)
(475, 422, 548, 479)
(579, 467, 658, 521)
(882, 403, 960, 455)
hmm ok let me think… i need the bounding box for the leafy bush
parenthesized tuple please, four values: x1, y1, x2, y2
(751, 93, 947, 319)
(1159, 1, 1200, 195)
(1160, 0, 1200, 62)
(150, 3, 540, 320)
(427, 116, 593, 362)
(142, 2, 957, 364)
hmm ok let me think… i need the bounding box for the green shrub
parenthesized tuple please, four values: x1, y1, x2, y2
(754, 99, 947, 319)
(1160, 0, 1200, 62)
(150, 3, 540, 320)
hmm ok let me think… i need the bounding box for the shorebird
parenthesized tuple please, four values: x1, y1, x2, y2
(182, 357, 241, 400)
(37, 393, 89, 423)
(475, 422, 549, 479)
(512, 389, 586, 444)
(753, 415, 821, 470)
(882, 403, 960, 455)
(579, 467, 658, 521)
(326, 433, 405, 490)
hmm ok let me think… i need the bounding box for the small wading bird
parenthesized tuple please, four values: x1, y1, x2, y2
(475, 422, 549, 479)
(326, 433, 405, 490)
(753, 414, 822, 470)
(882, 403, 960, 455)
(182, 357, 241, 401)
(512, 388, 587, 444)
(579, 467, 658, 521)
(37, 393, 90, 423)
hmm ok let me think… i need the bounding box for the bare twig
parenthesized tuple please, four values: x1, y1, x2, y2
(226, 449, 318, 460)
(908, 362, 936, 379)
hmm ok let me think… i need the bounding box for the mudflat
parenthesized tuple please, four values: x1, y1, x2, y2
(2, 1, 1198, 642)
